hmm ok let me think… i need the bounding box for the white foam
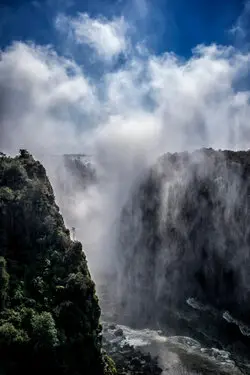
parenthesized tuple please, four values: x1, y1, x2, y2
(117, 325, 168, 347)
(186, 297, 214, 313)
(223, 311, 250, 337)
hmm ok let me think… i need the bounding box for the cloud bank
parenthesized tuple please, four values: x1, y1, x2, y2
(0, 7, 250, 275)
(1, 39, 249, 157)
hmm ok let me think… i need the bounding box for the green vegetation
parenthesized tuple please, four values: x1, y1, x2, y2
(0, 150, 115, 375)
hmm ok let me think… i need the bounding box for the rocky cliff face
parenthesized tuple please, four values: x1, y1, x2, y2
(116, 149, 250, 342)
(0, 150, 115, 375)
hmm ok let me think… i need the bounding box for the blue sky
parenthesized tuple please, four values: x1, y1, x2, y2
(0, 0, 250, 157)
(0, 0, 248, 57)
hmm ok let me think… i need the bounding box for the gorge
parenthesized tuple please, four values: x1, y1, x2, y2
(46, 147, 250, 374)
(1, 1, 250, 373)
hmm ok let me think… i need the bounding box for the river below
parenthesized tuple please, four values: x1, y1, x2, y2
(98, 282, 250, 375)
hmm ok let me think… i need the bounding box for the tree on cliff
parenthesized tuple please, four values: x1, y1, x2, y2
(0, 150, 115, 375)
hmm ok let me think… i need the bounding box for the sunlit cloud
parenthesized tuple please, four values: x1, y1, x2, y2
(55, 13, 129, 62)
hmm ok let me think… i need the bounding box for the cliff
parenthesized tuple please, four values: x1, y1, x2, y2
(0, 150, 115, 375)
(116, 148, 250, 352)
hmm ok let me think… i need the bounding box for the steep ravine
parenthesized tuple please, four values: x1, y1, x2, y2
(0, 150, 165, 375)
(114, 148, 250, 373)
(49, 149, 250, 374)
(22, 148, 250, 375)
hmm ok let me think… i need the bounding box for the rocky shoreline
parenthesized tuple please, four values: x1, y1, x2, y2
(102, 323, 163, 375)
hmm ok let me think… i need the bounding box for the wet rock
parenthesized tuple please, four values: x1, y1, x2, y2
(114, 328, 124, 337)
(102, 327, 163, 375)
(131, 357, 141, 367)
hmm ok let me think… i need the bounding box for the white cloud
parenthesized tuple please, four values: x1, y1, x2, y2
(1, 16, 250, 274)
(1, 40, 249, 166)
(56, 13, 128, 62)
(230, 1, 250, 46)
(0, 42, 98, 155)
